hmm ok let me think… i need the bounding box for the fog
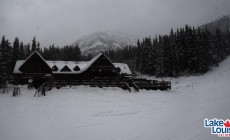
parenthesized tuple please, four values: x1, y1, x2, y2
(0, 0, 230, 47)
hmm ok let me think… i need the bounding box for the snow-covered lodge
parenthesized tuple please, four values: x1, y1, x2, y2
(13, 51, 171, 92)
(13, 51, 132, 83)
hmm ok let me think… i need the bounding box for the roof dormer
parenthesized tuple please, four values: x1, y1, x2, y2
(60, 65, 71, 72)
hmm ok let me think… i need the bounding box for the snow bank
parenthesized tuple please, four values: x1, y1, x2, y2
(1, 57, 230, 140)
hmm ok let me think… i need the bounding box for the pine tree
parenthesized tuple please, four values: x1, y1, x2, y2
(25, 43, 31, 57)
(197, 27, 210, 73)
(11, 37, 20, 73)
(31, 36, 36, 52)
(0, 36, 7, 83)
(155, 35, 165, 77)
(13, 38, 19, 60)
(74, 44, 81, 61)
(36, 42, 40, 52)
(42, 47, 50, 60)
(19, 41, 25, 59)
(0, 36, 12, 85)
(0, 37, 3, 87)
(135, 39, 141, 71)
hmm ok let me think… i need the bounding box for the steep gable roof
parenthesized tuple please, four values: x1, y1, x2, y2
(18, 51, 52, 74)
(14, 52, 132, 75)
(90, 53, 114, 67)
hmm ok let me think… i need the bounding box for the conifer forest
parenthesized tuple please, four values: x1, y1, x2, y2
(1, 25, 230, 86)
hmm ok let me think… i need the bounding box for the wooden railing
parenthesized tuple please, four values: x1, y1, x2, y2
(51, 78, 171, 92)
(34, 80, 52, 97)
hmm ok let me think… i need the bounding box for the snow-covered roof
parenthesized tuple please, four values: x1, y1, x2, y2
(46, 61, 88, 74)
(14, 60, 24, 74)
(13, 53, 132, 75)
(113, 63, 132, 75)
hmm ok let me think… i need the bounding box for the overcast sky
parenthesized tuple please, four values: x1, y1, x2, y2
(0, 0, 230, 47)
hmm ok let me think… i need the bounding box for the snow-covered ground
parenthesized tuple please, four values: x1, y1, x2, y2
(1, 57, 230, 140)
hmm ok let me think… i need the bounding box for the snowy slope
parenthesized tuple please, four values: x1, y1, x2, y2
(72, 32, 138, 55)
(1, 57, 230, 140)
(201, 15, 230, 33)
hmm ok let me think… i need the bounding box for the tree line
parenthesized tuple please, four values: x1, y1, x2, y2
(0, 36, 82, 87)
(104, 25, 230, 77)
(1, 24, 230, 87)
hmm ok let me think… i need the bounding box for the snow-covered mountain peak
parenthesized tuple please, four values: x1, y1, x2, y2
(72, 31, 138, 55)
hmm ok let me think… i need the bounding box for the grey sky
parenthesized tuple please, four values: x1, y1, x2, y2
(0, 0, 230, 47)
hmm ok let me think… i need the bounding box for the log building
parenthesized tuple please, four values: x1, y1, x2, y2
(13, 51, 171, 92)
(13, 51, 132, 84)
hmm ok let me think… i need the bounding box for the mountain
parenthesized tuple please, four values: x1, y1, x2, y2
(72, 32, 138, 55)
(201, 15, 230, 33)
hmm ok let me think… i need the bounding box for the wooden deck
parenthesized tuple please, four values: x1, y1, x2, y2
(50, 77, 171, 92)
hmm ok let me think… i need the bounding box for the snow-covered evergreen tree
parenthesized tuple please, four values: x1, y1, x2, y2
(0, 36, 12, 85)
